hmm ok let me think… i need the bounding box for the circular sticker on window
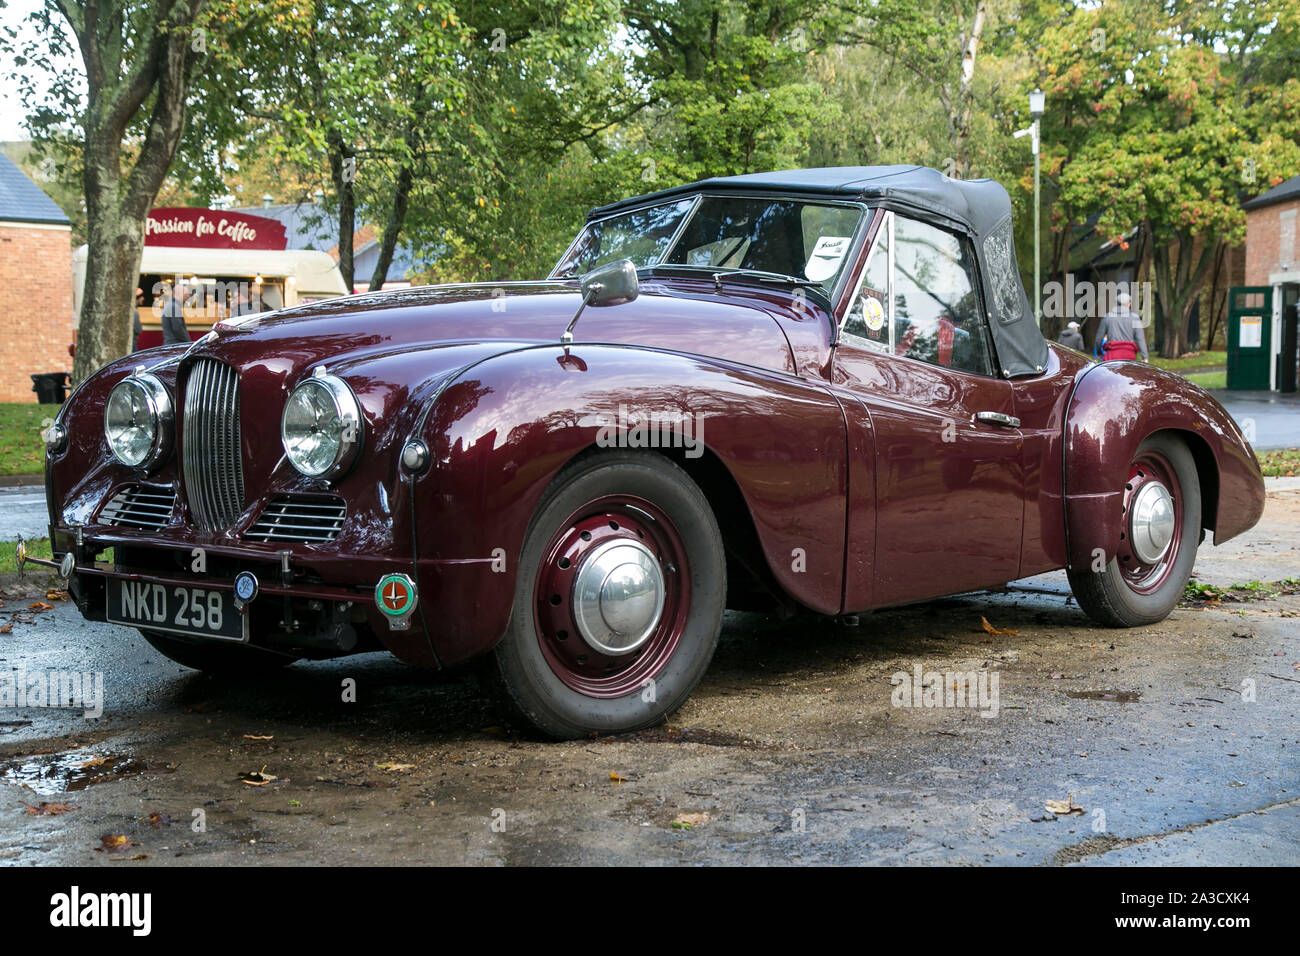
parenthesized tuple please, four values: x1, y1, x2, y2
(864, 297, 886, 332)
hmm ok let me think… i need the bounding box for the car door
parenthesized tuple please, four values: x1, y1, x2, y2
(831, 210, 1025, 609)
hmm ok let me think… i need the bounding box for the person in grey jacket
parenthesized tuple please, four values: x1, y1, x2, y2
(159, 282, 189, 346)
(132, 287, 143, 350)
(1094, 291, 1148, 361)
(1059, 321, 1084, 350)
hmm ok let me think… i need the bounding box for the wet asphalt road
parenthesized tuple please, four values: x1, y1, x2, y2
(0, 483, 48, 540)
(0, 486, 1297, 866)
(1210, 390, 1300, 452)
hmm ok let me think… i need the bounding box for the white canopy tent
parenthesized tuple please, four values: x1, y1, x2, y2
(72, 244, 349, 317)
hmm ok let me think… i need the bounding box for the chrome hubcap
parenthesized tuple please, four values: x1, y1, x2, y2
(1129, 480, 1176, 564)
(571, 539, 665, 655)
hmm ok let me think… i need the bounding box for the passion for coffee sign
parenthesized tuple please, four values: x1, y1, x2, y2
(145, 207, 288, 251)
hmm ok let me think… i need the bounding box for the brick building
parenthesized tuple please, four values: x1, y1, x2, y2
(1242, 175, 1300, 392)
(0, 152, 73, 403)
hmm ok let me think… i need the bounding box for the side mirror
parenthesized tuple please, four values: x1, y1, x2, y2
(580, 259, 639, 307)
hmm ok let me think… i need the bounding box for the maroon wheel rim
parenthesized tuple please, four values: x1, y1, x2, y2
(533, 494, 691, 697)
(1116, 451, 1184, 594)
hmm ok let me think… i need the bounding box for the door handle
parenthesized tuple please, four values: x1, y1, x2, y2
(975, 411, 1021, 428)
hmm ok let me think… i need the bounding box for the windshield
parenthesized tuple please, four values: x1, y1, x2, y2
(554, 195, 864, 293)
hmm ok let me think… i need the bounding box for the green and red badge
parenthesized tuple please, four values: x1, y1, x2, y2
(374, 573, 419, 630)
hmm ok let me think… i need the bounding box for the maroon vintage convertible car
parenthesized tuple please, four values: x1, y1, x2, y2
(28, 166, 1264, 738)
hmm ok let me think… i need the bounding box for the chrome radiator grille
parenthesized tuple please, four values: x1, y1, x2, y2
(182, 358, 245, 531)
(245, 495, 347, 543)
(99, 485, 176, 530)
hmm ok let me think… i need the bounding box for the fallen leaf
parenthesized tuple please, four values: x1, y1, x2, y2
(376, 762, 416, 772)
(609, 771, 627, 783)
(25, 802, 77, 816)
(45, 590, 68, 601)
(239, 767, 277, 786)
(671, 812, 710, 829)
(78, 757, 109, 769)
(145, 812, 171, 829)
(28, 602, 54, 611)
(981, 616, 1019, 637)
(97, 834, 135, 852)
(243, 734, 273, 740)
(0, 624, 11, 635)
(1045, 795, 1084, 816)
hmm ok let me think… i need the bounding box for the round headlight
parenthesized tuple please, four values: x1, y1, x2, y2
(104, 372, 173, 469)
(281, 371, 363, 479)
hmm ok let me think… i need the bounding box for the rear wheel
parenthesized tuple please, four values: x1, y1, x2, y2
(140, 630, 299, 674)
(486, 452, 725, 739)
(1067, 433, 1201, 627)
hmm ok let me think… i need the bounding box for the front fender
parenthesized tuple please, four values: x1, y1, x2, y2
(1062, 361, 1264, 569)
(409, 344, 849, 666)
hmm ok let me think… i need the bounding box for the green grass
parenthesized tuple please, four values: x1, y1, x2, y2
(1183, 578, 1300, 604)
(1, 537, 52, 574)
(1149, 350, 1227, 372)
(1257, 448, 1300, 477)
(1184, 369, 1227, 389)
(0, 403, 52, 476)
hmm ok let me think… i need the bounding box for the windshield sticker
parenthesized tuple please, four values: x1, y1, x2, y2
(863, 296, 886, 332)
(805, 236, 850, 282)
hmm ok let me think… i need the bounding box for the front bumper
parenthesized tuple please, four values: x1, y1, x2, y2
(35, 523, 440, 667)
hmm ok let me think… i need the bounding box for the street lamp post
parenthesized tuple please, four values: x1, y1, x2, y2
(1016, 91, 1045, 327)
(1028, 90, 1044, 328)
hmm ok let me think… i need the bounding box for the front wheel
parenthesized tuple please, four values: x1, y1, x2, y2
(1067, 433, 1201, 627)
(486, 452, 726, 739)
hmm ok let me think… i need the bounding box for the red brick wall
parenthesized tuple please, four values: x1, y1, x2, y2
(1245, 197, 1300, 286)
(0, 222, 73, 403)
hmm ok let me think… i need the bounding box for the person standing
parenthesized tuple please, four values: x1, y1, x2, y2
(1059, 321, 1084, 350)
(132, 287, 144, 350)
(1094, 290, 1148, 362)
(160, 281, 190, 346)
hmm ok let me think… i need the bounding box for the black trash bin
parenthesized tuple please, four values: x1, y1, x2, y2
(31, 372, 70, 405)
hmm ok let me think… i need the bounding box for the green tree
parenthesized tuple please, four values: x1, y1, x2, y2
(1054, 0, 1299, 356)
(4, 0, 242, 382)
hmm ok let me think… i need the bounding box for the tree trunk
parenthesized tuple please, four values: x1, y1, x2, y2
(329, 129, 356, 291)
(368, 161, 414, 292)
(65, 0, 207, 384)
(951, 0, 987, 178)
(1153, 234, 1219, 359)
(73, 211, 146, 383)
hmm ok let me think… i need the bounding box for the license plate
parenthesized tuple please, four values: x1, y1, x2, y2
(107, 580, 247, 642)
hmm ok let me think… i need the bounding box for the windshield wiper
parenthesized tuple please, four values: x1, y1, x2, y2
(744, 272, 825, 289)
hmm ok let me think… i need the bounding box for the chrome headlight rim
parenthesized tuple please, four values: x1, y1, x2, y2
(280, 370, 363, 480)
(103, 371, 174, 471)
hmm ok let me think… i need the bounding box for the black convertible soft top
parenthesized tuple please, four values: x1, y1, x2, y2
(589, 166, 1049, 378)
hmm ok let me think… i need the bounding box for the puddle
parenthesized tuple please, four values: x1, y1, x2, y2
(1066, 689, 1142, 703)
(0, 750, 153, 796)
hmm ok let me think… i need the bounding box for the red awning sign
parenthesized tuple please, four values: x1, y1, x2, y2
(145, 207, 287, 251)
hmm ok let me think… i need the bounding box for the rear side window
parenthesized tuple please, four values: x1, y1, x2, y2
(842, 212, 994, 377)
(893, 215, 991, 376)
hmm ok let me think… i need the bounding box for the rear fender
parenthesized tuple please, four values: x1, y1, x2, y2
(1062, 362, 1264, 569)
